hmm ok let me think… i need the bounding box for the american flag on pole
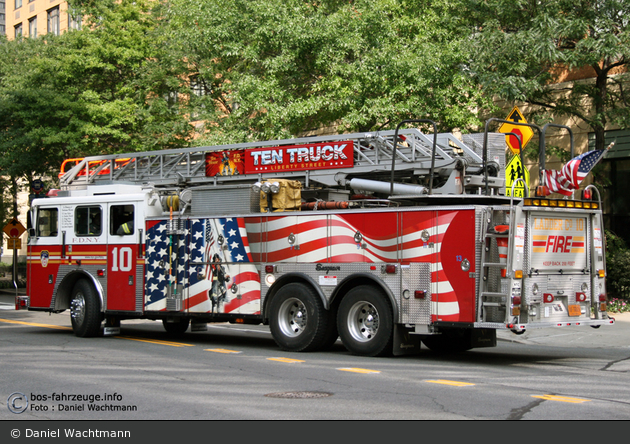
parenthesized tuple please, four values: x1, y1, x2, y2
(542, 149, 607, 196)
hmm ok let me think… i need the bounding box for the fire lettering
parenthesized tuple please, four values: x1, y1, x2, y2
(545, 235, 573, 253)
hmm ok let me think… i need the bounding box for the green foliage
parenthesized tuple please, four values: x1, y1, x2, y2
(605, 230, 630, 299)
(465, 0, 630, 153)
(0, 0, 194, 182)
(162, 0, 494, 144)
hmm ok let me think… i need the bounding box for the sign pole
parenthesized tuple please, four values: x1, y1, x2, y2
(12, 246, 18, 298)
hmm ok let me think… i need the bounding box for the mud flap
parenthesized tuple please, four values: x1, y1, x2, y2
(392, 324, 422, 356)
(103, 317, 121, 336)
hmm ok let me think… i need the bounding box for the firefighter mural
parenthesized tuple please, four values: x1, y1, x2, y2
(205, 150, 244, 177)
(144, 217, 261, 315)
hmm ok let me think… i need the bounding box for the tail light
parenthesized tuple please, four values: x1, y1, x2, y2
(512, 296, 521, 305)
(384, 264, 397, 274)
(582, 188, 592, 200)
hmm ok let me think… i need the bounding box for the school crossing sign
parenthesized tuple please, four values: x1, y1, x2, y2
(505, 154, 529, 198)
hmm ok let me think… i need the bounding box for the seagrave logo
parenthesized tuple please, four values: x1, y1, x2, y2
(315, 264, 341, 272)
(7, 392, 28, 414)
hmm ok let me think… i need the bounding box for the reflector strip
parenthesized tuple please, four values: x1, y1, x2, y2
(0, 318, 71, 330)
(532, 395, 590, 403)
(205, 348, 242, 354)
(425, 380, 475, 387)
(338, 368, 381, 374)
(268, 357, 305, 363)
(116, 336, 194, 347)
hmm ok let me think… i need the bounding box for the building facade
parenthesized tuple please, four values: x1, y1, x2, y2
(5, 0, 80, 39)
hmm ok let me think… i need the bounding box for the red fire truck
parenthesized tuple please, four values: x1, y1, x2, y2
(21, 119, 615, 356)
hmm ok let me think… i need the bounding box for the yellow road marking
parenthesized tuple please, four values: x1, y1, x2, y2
(116, 336, 194, 347)
(532, 395, 591, 403)
(425, 379, 475, 387)
(338, 367, 381, 374)
(0, 318, 71, 330)
(267, 357, 305, 363)
(205, 348, 242, 354)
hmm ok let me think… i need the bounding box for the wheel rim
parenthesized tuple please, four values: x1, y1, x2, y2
(71, 293, 86, 326)
(277, 297, 307, 338)
(346, 301, 379, 342)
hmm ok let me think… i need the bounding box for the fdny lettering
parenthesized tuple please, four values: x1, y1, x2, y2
(72, 238, 100, 243)
(250, 144, 348, 166)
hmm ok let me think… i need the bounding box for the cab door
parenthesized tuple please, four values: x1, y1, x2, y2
(106, 203, 141, 312)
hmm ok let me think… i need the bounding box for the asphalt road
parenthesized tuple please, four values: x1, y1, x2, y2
(1, 290, 629, 424)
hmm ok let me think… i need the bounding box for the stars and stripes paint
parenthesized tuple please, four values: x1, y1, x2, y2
(542, 149, 607, 196)
(143, 209, 475, 322)
(145, 217, 260, 314)
(243, 210, 473, 322)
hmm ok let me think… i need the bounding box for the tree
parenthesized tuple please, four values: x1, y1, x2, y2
(0, 0, 194, 183)
(465, 0, 630, 154)
(162, 0, 494, 144)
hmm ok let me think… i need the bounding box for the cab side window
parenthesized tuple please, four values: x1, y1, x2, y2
(75, 206, 102, 236)
(37, 208, 59, 237)
(110, 204, 135, 236)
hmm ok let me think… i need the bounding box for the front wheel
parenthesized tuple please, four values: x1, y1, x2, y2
(70, 279, 102, 337)
(337, 286, 393, 357)
(269, 283, 329, 352)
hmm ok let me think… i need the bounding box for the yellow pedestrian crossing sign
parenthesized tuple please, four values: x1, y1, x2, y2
(505, 154, 529, 198)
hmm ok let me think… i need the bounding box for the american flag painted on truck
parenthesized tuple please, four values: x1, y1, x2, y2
(143, 209, 476, 322)
(144, 217, 261, 314)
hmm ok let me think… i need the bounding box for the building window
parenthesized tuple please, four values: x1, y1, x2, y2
(14, 22, 22, 38)
(68, 10, 81, 30)
(591, 129, 630, 245)
(28, 16, 36, 38)
(47, 6, 59, 36)
(15, 0, 22, 9)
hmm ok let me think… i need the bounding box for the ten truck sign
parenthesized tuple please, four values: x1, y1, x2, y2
(530, 215, 587, 271)
(245, 141, 354, 173)
(205, 141, 355, 177)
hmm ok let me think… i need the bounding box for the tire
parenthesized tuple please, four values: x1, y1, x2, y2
(162, 318, 190, 336)
(421, 329, 473, 353)
(70, 279, 102, 338)
(337, 285, 393, 357)
(269, 282, 329, 352)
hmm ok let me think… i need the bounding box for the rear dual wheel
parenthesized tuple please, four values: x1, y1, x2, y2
(337, 286, 393, 357)
(269, 283, 333, 352)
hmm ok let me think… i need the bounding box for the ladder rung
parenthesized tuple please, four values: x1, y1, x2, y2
(481, 292, 507, 298)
